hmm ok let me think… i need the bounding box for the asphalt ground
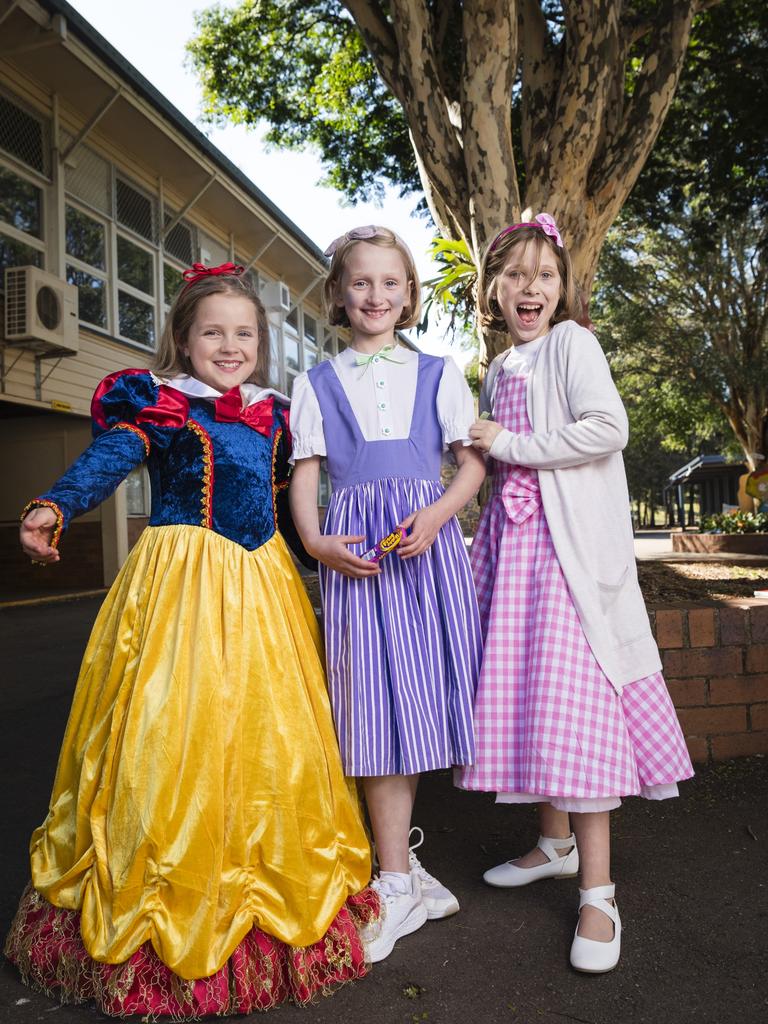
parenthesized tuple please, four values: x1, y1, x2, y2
(1, 595, 766, 1024)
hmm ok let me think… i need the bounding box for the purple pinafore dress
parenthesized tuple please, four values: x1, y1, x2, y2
(308, 355, 481, 777)
(456, 366, 693, 801)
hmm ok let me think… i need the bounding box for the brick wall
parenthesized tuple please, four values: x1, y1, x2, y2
(650, 602, 768, 763)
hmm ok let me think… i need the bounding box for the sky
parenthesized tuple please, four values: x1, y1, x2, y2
(66, 0, 468, 363)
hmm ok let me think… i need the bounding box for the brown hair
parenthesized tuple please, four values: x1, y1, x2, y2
(477, 225, 581, 334)
(153, 273, 270, 386)
(323, 227, 422, 329)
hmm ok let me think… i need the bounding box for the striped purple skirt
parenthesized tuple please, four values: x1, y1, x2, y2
(320, 477, 481, 776)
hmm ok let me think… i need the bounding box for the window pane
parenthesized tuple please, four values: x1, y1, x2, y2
(67, 266, 107, 328)
(118, 235, 154, 295)
(286, 307, 299, 332)
(304, 346, 317, 369)
(323, 327, 335, 354)
(0, 166, 41, 237)
(119, 290, 155, 345)
(116, 178, 154, 241)
(163, 262, 184, 305)
(65, 205, 105, 269)
(0, 94, 46, 174)
(164, 214, 194, 265)
(284, 335, 300, 371)
(286, 372, 297, 396)
(125, 467, 149, 514)
(0, 234, 43, 276)
(303, 313, 317, 345)
(269, 323, 281, 386)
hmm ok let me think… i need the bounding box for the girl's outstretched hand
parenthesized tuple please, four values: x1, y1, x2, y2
(469, 416, 504, 452)
(20, 507, 60, 564)
(397, 506, 445, 559)
(311, 534, 381, 579)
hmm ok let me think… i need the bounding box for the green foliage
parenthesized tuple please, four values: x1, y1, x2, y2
(187, 0, 419, 204)
(418, 237, 478, 338)
(627, 0, 768, 228)
(701, 511, 768, 534)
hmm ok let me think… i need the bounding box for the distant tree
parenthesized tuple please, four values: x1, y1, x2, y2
(593, 207, 768, 471)
(189, 0, 717, 360)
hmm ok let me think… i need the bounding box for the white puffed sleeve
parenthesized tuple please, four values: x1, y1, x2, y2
(288, 371, 326, 463)
(436, 355, 476, 446)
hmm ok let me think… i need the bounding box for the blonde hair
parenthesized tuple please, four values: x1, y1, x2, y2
(323, 227, 422, 329)
(153, 272, 270, 386)
(477, 225, 580, 334)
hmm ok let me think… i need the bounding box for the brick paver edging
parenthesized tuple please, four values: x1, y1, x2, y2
(649, 601, 768, 763)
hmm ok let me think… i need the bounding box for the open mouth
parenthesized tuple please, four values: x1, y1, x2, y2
(517, 303, 543, 326)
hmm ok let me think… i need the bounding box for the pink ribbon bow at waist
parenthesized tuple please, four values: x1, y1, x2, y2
(500, 469, 541, 524)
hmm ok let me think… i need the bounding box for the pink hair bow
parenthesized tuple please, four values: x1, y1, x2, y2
(489, 213, 564, 252)
(182, 262, 245, 287)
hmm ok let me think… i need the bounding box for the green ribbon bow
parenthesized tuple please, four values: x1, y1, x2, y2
(354, 344, 405, 374)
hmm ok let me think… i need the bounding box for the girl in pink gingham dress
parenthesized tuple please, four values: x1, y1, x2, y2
(456, 214, 693, 974)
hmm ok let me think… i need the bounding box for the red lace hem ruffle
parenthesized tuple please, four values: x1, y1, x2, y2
(4, 883, 379, 1019)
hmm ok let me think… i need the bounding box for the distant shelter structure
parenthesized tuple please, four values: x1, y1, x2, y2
(664, 455, 747, 528)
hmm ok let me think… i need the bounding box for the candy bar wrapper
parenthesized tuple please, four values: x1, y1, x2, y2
(361, 527, 405, 562)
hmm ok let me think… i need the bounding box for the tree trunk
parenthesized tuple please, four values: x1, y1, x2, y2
(345, 0, 708, 361)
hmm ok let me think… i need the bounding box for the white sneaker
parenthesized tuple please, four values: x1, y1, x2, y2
(408, 827, 460, 919)
(362, 873, 428, 963)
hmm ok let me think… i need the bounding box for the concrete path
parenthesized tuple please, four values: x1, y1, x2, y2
(1, 597, 766, 1024)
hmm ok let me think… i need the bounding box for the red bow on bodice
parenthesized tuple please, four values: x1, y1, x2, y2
(214, 390, 278, 436)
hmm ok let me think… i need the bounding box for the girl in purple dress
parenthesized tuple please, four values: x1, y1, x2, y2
(290, 227, 485, 963)
(456, 214, 693, 973)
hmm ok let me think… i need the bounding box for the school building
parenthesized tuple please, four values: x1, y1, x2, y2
(0, 0, 350, 594)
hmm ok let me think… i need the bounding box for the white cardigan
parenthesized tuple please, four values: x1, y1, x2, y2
(486, 320, 661, 692)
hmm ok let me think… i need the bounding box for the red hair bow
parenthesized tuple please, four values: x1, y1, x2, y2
(182, 262, 245, 287)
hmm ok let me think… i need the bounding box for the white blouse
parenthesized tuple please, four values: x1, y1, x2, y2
(290, 345, 475, 461)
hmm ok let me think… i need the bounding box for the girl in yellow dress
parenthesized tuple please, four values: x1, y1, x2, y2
(4, 263, 377, 1018)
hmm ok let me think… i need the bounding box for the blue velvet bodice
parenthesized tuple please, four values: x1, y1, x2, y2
(31, 370, 290, 552)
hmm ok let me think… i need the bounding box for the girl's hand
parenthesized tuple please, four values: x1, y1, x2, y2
(397, 506, 445, 559)
(469, 417, 504, 453)
(311, 534, 381, 579)
(20, 507, 60, 564)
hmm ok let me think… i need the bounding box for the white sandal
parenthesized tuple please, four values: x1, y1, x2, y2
(483, 833, 579, 888)
(569, 884, 621, 973)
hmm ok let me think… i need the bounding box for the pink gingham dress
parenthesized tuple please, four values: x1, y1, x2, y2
(456, 364, 693, 805)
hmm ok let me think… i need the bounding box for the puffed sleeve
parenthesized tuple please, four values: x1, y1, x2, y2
(436, 356, 476, 447)
(23, 369, 189, 538)
(288, 371, 326, 463)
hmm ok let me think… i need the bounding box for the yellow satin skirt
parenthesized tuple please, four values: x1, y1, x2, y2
(29, 525, 371, 980)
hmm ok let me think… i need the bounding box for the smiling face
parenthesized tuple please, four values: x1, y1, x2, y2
(336, 241, 412, 351)
(182, 292, 260, 392)
(494, 239, 563, 345)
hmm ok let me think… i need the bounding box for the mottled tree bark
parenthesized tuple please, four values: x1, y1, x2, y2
(343, 0, 717, 360)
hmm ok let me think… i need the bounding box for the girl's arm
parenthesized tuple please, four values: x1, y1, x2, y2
(398, 442, 486, 559)
(19, 428, 149, 563)
(20, 506, 62, 564)
(471, 330, 627, 469)
(289, 456, 380, 578)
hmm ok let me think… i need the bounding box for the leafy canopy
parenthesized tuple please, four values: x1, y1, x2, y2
(188, 0, 419, 203)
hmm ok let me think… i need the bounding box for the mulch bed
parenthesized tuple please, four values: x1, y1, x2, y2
(637, 561, 768, 603)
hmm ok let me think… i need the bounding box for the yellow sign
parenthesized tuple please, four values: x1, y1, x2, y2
(50, 400, 72, 412)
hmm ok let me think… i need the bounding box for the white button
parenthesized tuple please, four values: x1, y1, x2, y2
(382, 425, 392, 436)
(376, 379, 386, 389)
(372, 355, 380, 364)
(377, 401, 387, 411)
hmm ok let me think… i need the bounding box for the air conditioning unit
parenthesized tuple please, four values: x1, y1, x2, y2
(260, 280, 291, 313)
(3, 266, 79, 355)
